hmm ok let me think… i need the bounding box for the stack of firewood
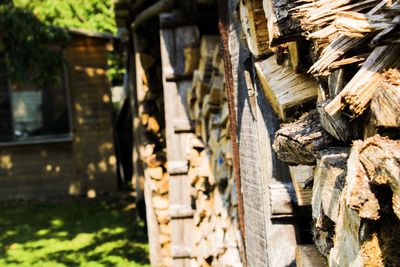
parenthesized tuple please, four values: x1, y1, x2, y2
(186, 35, 242, 267)
(133, 35, 172, 266)
(240, 0, 400, 265)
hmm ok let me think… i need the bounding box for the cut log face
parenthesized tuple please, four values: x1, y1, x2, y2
(255, 55, 319, 121)
(239, 0, 270, 57)
(273, 110, 335, 165)
(262, 0, 301, 46)
(371, 69, 400, 128)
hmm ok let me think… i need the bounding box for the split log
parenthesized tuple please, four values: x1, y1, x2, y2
(184, 46, 200, 75)
(328, 188, 362, 267)
(346, 139, 380, 220)
(371, 68, 400, 128)
(313, 147, 348, 224)
(139, 143, 155, 159)
(312, 213, 335, 258)
(158, 174, 169, 195)
(262, 0, 301, 46)
(145, 152, 166, 168)
(325, 44, 400, 117)
(153, 195, 170, 210)
(212, 43, 222, 69)
(317, 100, 351, 142)
(147, 166, 164, 180)
(255, 55, 319, 121)
(329, 186, 400, 266)
(273, 110, 335, 165)
(147, 116, 160, 133)
(239, 0, 270, 57)
(358, 135, 400, 220)
(288, 41, 300, 72)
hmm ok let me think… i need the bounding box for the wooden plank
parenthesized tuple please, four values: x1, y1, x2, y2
(174, 119, 195, 133)
(269, 183, 296, 217)
(254, 60, 298, 266)
(160, 21, 198, 266)
(296, 245, 327, 267)
(170, 204, 195, 219)
(167, 160, 189, 175)
(289, 165, 314, 207)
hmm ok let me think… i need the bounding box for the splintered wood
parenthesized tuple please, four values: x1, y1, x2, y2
(235, 0, 400, 265)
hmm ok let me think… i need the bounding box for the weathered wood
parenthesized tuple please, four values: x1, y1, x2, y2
(255, 55, 319, 121)
(313, 147, 348, 224)
(273, 110, 335, 165)
(160, 22, 198, 266)
(184, 46, 200, 75)
(262, 0, 301, 46)
(239, 0, 270, 57)
(167, 160, 189, 175)
(358, 135, 400, 220)
(269, 183, 296, 217)
(371, 69, 400, 128)
(317, 100, 351, 142)
(296, 245, 327, 267)
(346, 139, 381, 220)
(325, 44, 400, 117)
(170, 204, 195, 219)
(144, 180, 164, 266)
(289, 165, 314, 206)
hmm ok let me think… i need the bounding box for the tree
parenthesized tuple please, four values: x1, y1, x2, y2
(13, 0, 117, 34)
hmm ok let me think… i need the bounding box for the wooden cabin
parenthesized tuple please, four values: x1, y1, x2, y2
(0, 29, 117, 199)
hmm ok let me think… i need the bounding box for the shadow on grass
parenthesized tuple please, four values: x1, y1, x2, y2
(0, 198, 150, 267)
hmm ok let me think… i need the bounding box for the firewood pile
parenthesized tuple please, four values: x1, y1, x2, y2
(133, 35, 172, 266)
(185, 35, 243, 267)
(241, 0, 400, 265)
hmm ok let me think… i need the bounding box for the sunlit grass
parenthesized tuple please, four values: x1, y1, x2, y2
(0, 198, 149, 267)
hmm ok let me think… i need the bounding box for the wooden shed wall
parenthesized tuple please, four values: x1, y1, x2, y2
(66, 35, 117, 195)
(0, 34, 117, 199)
(0, 142, 74, 199)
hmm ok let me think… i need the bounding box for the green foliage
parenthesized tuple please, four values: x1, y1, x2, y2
(13, 0, 117, 34)
(0, 0, 122, 86)
(0, 3, 69, 85)
(0, 199, 150, 267)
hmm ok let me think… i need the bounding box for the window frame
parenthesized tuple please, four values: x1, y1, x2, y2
(0, 47, 74, 146)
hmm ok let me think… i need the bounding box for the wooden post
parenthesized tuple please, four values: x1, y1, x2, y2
(159, 16, 199, 266)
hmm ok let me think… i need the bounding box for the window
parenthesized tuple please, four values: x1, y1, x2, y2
(0, 50, 71, 143)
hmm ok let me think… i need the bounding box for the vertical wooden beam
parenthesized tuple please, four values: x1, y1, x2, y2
(217, 1, 247, 265)
(160, 17, 199, 267)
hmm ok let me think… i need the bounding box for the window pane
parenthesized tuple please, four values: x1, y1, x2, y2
(11, 90, 43, 137)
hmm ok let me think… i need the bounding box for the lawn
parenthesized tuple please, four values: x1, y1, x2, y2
(0, 198, 150, 267)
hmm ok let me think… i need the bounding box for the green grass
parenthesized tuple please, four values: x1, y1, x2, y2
(0, 198, 150, 267)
